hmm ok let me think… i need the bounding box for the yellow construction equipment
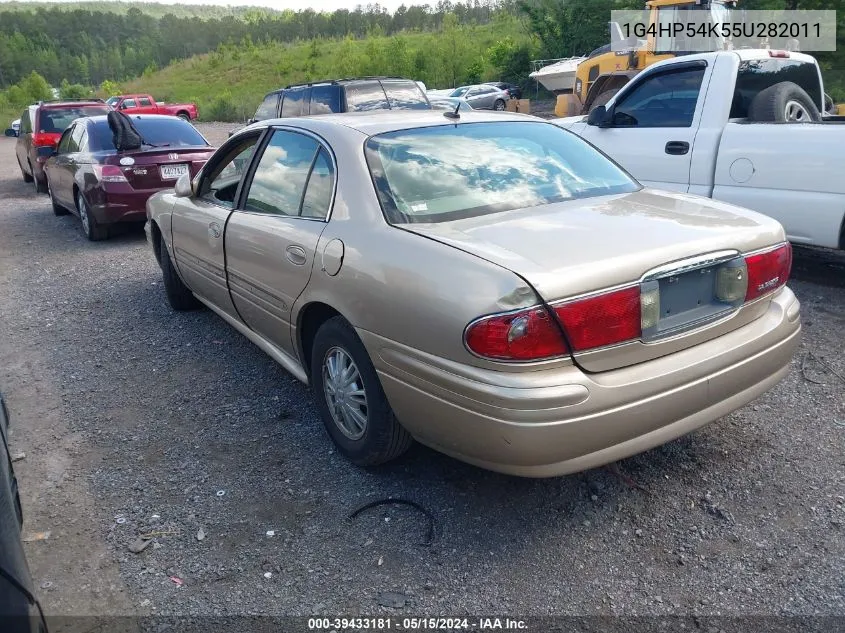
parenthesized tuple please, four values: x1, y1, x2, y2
(556, 0, 738, 117)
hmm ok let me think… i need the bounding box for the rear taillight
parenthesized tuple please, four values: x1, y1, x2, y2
(744, 242, 792, 302)
(94, 164, 128, 184)
(553, 286, 641, 352)
(465, 306, 568, 361)
(32, 133, 56, 147)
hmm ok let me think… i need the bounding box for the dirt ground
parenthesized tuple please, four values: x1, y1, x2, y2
(0, 125, 844, 626)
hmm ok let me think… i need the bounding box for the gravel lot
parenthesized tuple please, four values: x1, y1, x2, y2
(1, 123, 844, 624)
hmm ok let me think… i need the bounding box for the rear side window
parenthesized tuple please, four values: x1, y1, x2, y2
(380, 80, 430, 110)
(281, 88, 307, 117)
(731, 59, 823, 118)
(90, 117, 207, 151)
(309, 85, 342, 115)
(254, 93, 279, 121)
(345, 81, 389, 112)
(37, 106, 110, 133)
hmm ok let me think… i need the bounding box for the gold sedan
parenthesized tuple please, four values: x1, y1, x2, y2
(145, 111, 800, 477)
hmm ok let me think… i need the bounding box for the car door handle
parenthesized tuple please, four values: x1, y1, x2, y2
(285, 245, 307, 266)
(665, 141, 690, 155)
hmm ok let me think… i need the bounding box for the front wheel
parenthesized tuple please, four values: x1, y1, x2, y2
(311, 316, 412, 466)
(493, 99, 506, 111)
(159, 234, 200, 311)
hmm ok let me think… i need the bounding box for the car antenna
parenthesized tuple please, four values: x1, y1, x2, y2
(443, 102, 460, 120)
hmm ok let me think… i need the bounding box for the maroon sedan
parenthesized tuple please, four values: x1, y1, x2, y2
(44, 114, 215, 241)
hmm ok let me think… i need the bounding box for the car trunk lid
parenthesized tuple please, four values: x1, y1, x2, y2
(104, 147, 213, 189)
(401, 189, 789, 371)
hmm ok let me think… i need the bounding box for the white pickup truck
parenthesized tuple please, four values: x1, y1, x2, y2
(554, 49, 845, 251)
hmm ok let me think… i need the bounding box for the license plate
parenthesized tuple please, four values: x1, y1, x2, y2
(160, 164, 189, 180)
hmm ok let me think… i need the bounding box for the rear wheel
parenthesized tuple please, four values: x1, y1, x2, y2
(47, 178, 68, 216)
(177, 112, 190, 121)
(77, 190, 108, 241)
(160, 234, 200, 311)
(310, 316, 412, 466)
(748, 81, 821, 123)
(18, 157, 33, 183)
(493, 99, 506, 111)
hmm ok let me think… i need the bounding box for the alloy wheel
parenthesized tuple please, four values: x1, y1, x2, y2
(322, 346, 368, 440)
(784, 100, 811, 122)
(77, 193, 90, 235)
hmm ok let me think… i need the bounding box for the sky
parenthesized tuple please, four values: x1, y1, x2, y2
(3, 0, 436, 11)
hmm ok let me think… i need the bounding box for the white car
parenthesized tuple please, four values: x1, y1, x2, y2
(10, 119, 20, 136)
(555, 49, 845, 252)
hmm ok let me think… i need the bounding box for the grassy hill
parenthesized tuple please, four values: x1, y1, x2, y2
(121, 16, 533, 122)
(0, 1, 278, 19)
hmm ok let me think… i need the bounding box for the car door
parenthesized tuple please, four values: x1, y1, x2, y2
(576, 62, 707, 193)
(137, 96, 157, 115)
(224, 127, 334, 357)
(170, 130, 264, 319)
(48, 124, 80, 207)
(15, 108, 34, 174)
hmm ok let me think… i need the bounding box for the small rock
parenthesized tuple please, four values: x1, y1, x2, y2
(128, 537, 152, 554)
(635, 529, 643, 537)
(40, 581, 52, 590)
(378, 591, 407, 608)
(377, 556, 384, 566)
(590, 494, 598, 502)
(196, 528, 205, 541)
(424, 580, 434, 590)
(11, 452, 25, 462)
(264, 572, 273, 579)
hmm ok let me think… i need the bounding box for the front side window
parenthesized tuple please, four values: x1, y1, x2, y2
(366, 121, 639, 224)
(612, 67, 705, 128)
(198, 134, 261, 208)
(280, 88, 306, 117)
(123, 99, 136, 109)
(345, 81, 389, 112)
(244, 130, 332, 218)
(254, 93, 279, 120)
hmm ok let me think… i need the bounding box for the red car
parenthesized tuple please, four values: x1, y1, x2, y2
(13, 99, 111, 193)
(106, 94, 199, 120)
(44, 114, 215, 241)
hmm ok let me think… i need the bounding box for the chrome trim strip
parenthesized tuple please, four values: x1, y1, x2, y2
(640, 250, 741, 282)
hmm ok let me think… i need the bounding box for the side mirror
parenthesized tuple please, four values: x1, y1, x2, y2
(4, 128, 17, 137)
(587, 105, 611, 127)
(174, 174, 193, 198)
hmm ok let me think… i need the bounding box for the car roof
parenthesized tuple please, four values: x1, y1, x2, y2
(251, 110, 535, 137)
(283, 76, 416, 90)
(38, 100, 108, 109)
(84, 114, 188, 124)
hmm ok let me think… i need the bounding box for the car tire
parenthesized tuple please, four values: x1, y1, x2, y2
(311, 316, 412, 466)
(748, 81, 821, 123)
(493, 99, 506, 111)
(18, 157, 33, 183)
(76, 190, 108, 241)
(177, 113, 190, 121)
(159, 234, 200, 311)
(48, 178, 69, 216)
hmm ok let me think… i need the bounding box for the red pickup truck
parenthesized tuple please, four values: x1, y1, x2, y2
(106, 94, 198, 121)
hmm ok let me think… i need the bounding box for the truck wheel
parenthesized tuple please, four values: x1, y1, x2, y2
(589, 89, 620, 113)
(748, 81, 821, 123)
(177, 112, 190, 121)
(310, 316, 412, 467)
(160, 234, 200, 311)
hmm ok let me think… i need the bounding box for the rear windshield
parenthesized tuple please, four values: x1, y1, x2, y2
(731, 59, 822, 118)
(381, 80, 430, 110)
(366, 121, 639, 224)
(37, 106, 110, 133)
(90, 117, 208, 151)
(345, 81, 390, 112)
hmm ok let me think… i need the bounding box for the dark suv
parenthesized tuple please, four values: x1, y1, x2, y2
(249, 77, 430, 124)
(13, 99, 110, 193)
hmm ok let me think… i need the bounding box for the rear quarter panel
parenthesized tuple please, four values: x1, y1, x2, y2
(714, 122, 845, 249)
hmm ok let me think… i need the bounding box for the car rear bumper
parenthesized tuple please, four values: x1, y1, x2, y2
(91, 190, 158, 224)
(363, 287, 801, 477)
